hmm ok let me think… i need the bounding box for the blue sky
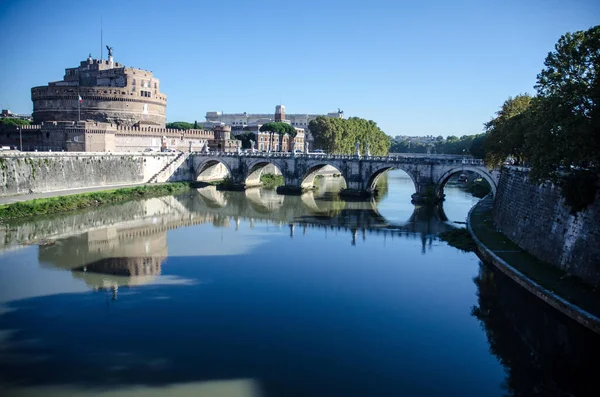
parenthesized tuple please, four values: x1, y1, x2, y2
(0, 0, 598, 137)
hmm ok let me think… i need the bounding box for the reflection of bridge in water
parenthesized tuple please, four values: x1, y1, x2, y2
(1, 185, 461, 288)
(188, 186, 454, 237)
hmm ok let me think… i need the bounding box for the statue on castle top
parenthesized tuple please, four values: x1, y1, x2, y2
(106, 45, 113, 58)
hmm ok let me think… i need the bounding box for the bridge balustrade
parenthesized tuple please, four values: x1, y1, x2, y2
(189, 151, 484, 167)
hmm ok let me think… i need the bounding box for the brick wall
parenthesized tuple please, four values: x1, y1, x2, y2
(492, 167, 600, 286)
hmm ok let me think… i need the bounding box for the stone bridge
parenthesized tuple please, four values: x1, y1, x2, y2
(189, 152, 499, 202)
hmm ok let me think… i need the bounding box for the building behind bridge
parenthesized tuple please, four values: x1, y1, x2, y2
(203, 105, 344, 149)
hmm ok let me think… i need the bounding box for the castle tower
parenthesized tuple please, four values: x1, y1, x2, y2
(275, 105, 286, 122)
(31, 54, 167, 127)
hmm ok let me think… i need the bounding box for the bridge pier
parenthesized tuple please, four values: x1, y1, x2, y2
(411, 181, 444, 204)
(339, 188, 374, 199)
(217, 183, 246, 191)
(276, 185, 304, 195)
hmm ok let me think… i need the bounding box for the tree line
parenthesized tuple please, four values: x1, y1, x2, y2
(165, 121, 200, 130)
(0, 118, 31, 127)
(309, 117, 391, 155)
(390, 134, 487, 158)
(484, 25, 599, 212)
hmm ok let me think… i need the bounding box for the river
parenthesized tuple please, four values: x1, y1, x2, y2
(0, 171, 598, 397)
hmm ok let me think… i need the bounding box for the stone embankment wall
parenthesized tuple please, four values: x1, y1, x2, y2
(0, 152, 178, 197)
(493, 167, 600, 286)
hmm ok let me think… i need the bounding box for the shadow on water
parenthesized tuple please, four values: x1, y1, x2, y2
(472, 264, 600, 396)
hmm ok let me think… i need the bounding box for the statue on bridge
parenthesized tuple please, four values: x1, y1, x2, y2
(366, 143, 371, 157)
(292, 140, 297, 156)
(304, 141, 310, 154)
(250, 139, 255, 153)
(202, 141, 210, 154)
(355, 141, 361, 157)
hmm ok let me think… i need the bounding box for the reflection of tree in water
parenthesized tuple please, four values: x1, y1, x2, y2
(472, 264, 599, 397)
(374, 172, 389, 202)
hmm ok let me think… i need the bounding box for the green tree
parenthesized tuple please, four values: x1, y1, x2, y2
(0, 118, 30, 126)
(308, 116, 390, 155)
(484, 94, 533, 167)
(166, 121, 193, 130)
(469, 133, 487, 159)
(259, 122, 297, 151)
(483, 25, 600, 211)
(527, 25, 600, 184)
(237, 132, 257, 149)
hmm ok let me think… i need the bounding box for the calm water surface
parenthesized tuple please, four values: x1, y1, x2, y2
(0, 171, 598, 397)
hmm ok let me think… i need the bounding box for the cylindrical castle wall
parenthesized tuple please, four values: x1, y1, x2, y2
(32, 86, 167, 127)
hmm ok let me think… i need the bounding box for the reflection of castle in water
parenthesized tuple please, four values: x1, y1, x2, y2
(72, 257, 165, 291)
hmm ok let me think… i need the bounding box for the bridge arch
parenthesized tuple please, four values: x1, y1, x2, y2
(196, 186, 229, 208)
(365, 166, 419, 195)
(245, 187, 285, 213)
(300, 162, 346, 190)
(244, 159, 284, 187)
(435, 165, 497, 198)
(195, 157, 232, 183)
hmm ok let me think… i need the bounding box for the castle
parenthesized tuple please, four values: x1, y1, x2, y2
(1, 50, 263, 153)
(0, 50, 320, 153)
(32, 52, 167, 127)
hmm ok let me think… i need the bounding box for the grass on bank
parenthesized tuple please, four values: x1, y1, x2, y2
(0, 183, 192, 221)
(260, 174, 284, 189)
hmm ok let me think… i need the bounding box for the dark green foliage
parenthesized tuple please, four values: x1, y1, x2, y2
(390, 134, 487, 158)
(463, 178, 492, 198)
(237, 132, 257, 149)
(469, 134, 487, 159)
(0, 118, 30, 126)
(0, 183, 191, 221)
(484, 94, 533, 167)
(560, 170, 598, 214)
(259, 122, 297, 137)
(389, 140, 428, 153)
(439, 228, 477, 252)
(308, 116, 390, 155)
(260, 173, 284, 189)
(483, 25, 600, 211)
(259, 122, 297, 152)
(166, 121, 194, 130)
